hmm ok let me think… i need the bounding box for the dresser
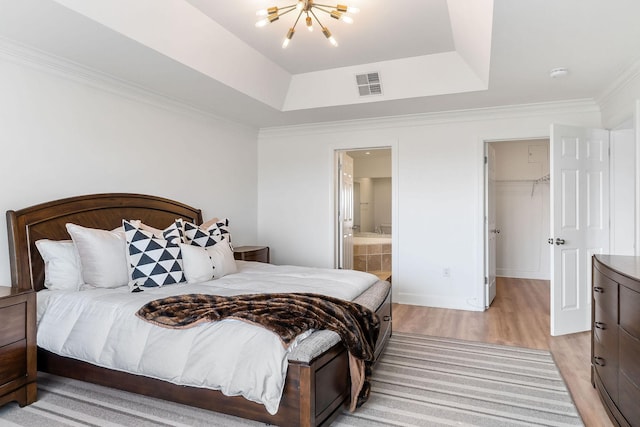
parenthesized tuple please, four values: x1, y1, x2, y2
(233, 246, 270, 263)
(0, 288, 36, 408)
(592, 255, 640, 427)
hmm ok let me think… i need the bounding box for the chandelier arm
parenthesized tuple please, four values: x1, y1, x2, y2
(312, 5, 335, 15)
(275, 6, 301, 18)
(312, 3, 341, 9)
(308, 8, 326, 28)
(291, 8, 304, 28)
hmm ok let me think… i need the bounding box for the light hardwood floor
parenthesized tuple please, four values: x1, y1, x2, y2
(392, 277, 612, 427)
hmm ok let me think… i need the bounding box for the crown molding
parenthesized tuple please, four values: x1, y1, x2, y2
(597, 58, 640, 107)
(0, 36, 605, 136)
(595, 58, 640, 127)
(0, 36, 255, 130)
(258, 99, 600, 138)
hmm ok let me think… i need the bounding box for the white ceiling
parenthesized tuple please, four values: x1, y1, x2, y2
(1, 0, 639, 128)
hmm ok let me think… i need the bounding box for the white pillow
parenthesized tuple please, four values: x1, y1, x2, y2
(35, 239, 83, 291)
(65, 223, 129, 288)
(180, 242, 237, 284)
(208, 242, 238, 278)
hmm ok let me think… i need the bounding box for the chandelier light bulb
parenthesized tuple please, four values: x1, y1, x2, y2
(330, 11, 353, 24)
(282, 28, 295, 48)
(322, 27, 338, 46)
(337, 5, 359, 14)
(256, 13, 280, 27)
(306, 16, 314, 31)
(296, 1, 304, 11)
(257, 6, 278, 17)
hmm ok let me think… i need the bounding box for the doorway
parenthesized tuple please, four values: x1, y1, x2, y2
(488, 139, 551, 282)
(485, 126, 614, 336)
(485, 138, 551, 308)
(336, 148, 392, 282)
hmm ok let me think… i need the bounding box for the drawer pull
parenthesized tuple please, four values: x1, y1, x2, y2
(593, 356, 605, 367)
(594, 287, 604, 293)
(382, 315, 391, 322)
(594, 322, 606, 330)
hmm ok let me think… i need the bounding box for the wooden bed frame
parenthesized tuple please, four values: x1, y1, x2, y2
(6, 193, 391, 427)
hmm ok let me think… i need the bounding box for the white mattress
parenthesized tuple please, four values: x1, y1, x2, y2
(36, 261, 378, 414)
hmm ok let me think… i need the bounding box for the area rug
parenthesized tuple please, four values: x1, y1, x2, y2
(0, 333, 583, 426)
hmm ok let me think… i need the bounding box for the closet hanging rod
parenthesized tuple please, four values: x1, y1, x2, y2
(495, 174, 550, 184)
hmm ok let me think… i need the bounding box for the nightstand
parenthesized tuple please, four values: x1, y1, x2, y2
(233, 246, 270, 263)
(0, 288, 36, 408)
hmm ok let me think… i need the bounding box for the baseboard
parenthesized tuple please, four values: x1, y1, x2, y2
(496, 271, 550, 280)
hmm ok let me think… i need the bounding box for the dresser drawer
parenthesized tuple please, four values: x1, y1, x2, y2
(620, 286, 640, 339)
(0, 302, 26, 347)
(618, 371, 640, 426)
(594, 304, 616, 344)
(593, 266, 618, 317)
(0, 340, 27, 384)
(593, 336, 618, 401)
(619, 328, 640, 389)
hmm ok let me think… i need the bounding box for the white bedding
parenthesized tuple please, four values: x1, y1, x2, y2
(36, 261, 378, 414)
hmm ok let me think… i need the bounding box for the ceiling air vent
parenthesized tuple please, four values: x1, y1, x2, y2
(356, 72, 382, 97)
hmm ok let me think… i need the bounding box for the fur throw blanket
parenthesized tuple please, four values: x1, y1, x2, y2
(136, 292, 380, 411)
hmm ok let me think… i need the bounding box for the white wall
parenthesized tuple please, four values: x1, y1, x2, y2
(258, 103, 602, 310)
(352, 152, 392, 178)
(358, 178, 374, 232)
(610, 127, 635, 255)
(492, 140, 550, 280)
(598, 66, 640, 255)
(373, 178, 392, 231)
(0, 54, 259, 286)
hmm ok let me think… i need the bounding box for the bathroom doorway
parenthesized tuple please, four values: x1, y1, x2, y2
(337, 148, 392, 282)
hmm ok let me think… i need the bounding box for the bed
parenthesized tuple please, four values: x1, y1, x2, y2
(6, 193, 392, 427)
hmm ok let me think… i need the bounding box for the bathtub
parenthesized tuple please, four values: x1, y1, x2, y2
(353, 233, 392, 276)
(353, 233, 392, 245)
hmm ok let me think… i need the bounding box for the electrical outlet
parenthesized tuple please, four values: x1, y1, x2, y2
(443, 268, 450, 278)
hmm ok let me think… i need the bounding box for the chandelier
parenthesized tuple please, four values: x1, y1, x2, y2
(255, 1, 359, 48)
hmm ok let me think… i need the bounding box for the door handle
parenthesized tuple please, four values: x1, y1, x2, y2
(593, 356, 605, 367)
(594, 321, 606, 330)
(594, 287, 604, 293)
(555, 238, 565, 245)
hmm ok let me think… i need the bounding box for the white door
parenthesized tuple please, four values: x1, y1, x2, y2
(337, 152, 354, 269)
(550, 124, 609, 336)
(485, 144, 497, 307)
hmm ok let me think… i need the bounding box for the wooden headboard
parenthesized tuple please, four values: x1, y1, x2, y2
(6, 193, 203, 292)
